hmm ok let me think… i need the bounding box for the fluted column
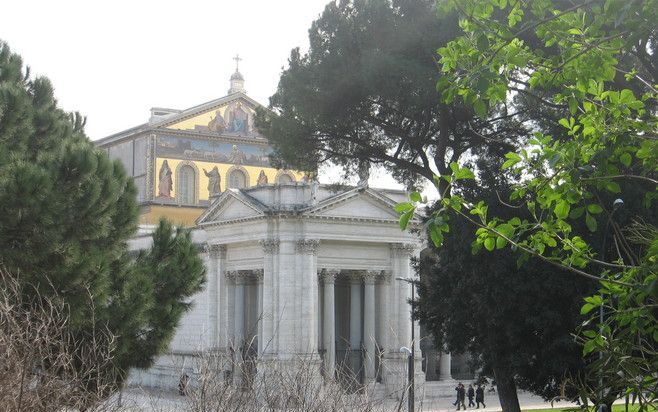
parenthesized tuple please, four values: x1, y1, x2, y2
(232, 272, 246, 359)
(349, 273, 363, 350)
(363, 270, 377, 380)
(259, 238, 279, 357)
(296, 239, 320, 354)
(392, 243, 414, 348)
(208, 244, 227, 349)
(255, 269, 264, 356)
(321, 269, 338, 379)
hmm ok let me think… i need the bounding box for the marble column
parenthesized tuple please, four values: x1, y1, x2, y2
(321, 269, 338, 379)
(255, 269, 264, 356)
(392, 244, 414, 348)
(439, 351, 453, 381)
(376, 271, 390, 357)
(259, 238, 279, 357)
(349, 273, 363, 350)
(384, 243, 415, 392)
(233, 272, 246, 362)
(208, 244, 227, 349)
(363, 270, 377, 380)
(296, 239, 320, 354)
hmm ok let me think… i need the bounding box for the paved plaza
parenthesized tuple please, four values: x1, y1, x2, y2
(111, 384, 584, 412)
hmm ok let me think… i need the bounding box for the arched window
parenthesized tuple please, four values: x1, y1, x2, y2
(177, 164, 196, 204)
(228, 169, 247, 189)
(277, 174, 294, 184)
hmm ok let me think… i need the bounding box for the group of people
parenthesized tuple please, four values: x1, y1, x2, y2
(454, 382, 486, 410)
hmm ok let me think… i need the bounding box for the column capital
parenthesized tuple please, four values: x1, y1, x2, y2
(390, 242, 415, 257)
(348, 271, 363, 283)
(319, 269, 339, 284)
(259, 238, 280, 254)
(363, 270, 379, 284)
(296, 239, 320, 255)
(379, 270, 392, 284)
(205, 243, 226, 258)
(226, 270, 251, 284)
(225, 270, 237, 281)
(253, 268, 264, 282)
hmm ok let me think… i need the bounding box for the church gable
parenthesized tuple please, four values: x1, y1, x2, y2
(161, 95, 262, 138)
(197, 191, 264, 224)
(308, 191, 401, 221)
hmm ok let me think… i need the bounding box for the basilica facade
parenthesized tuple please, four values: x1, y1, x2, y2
(97, 69, 457, 395)
(97, 69, 302, 227)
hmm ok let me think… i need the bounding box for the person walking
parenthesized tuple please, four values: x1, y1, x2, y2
(178, 372, 189, 396)
(453, 383, 460, 406)
(476, 384, 486, 409)
(456, 382, 467, 410)
(468, 384, 475, 407)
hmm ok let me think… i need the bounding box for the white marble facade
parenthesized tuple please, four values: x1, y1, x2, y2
(128, 183, 435, 392)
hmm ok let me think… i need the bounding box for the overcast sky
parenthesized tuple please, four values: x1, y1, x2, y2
(3, 0, 437, 195)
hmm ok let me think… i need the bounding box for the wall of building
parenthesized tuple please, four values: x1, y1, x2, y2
(139, 205, 205, 226)
(154, 157, 302, 202)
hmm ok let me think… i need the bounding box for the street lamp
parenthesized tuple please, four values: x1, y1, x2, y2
(396, 276, 416, 412)
(598, 198, 623, 412)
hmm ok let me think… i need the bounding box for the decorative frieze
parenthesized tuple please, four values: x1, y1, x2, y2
(296, 239, 320, 255)
(259, 238, 280, 254)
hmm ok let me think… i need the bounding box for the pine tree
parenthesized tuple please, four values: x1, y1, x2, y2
(0, 41, 205, 399)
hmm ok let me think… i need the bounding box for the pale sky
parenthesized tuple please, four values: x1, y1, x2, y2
(2, 0, 436, 196)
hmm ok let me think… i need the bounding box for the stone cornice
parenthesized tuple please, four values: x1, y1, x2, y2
(197, 213, 418, 229)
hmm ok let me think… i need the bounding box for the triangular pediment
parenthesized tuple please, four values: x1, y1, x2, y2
(307, 189, 403, 221)
(197, 190, 265, 225)
(156, 93, 264, 138)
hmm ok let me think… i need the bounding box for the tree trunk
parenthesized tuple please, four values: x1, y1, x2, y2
(493, 364, 521, 412)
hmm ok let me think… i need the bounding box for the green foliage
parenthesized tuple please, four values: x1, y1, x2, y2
(416, 190, 595, 403)
(405, 0, 658, 408)
(256, 0, 521, 191)
(110, 219, 206, 373)
(0, 41, 206, 397)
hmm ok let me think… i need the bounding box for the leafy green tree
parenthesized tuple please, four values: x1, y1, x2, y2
(399, 1, 657, 409)
(256, 0, 522, 192)
(417, 185, 595, 412)
(0, 41, 205, 400)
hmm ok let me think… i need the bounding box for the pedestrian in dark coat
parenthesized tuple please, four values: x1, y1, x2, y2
(468, 384, 475, 407)
(476, 384, 486, 409)
(178, 372, 189, 396)
(456, 383, 467, 410)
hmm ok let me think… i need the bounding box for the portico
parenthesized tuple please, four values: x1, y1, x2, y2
(199, 183, 423, 389)
(128, 182, 426, 393)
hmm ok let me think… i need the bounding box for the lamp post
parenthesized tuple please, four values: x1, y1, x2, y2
(598, 198, 623, 412)
(396, 276, 416, 412)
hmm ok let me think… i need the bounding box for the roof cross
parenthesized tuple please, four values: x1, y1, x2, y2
(233, 54, 242, 72)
